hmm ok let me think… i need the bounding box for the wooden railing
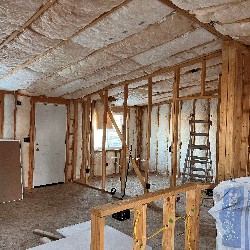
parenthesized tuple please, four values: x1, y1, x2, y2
(90, 182, 215, 250)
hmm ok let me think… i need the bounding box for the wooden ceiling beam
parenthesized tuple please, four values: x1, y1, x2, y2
(0, 0, 58, 50)
(158, 0, 232, 41)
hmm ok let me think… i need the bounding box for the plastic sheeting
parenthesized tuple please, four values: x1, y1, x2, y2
(209, 178, 250, 249)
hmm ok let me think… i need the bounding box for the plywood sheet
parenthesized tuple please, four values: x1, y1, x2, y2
(0, 140, 22, 203)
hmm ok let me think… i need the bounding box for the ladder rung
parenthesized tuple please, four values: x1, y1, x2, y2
(190, 132, 209, 136)
(189, 145, 209, 150)
(191, 160, 208, 164)
(191, 167, 206, 171)
(190, 120, 211, 124)
(191, 156, 209, 160)
(190, 174, 206, 178)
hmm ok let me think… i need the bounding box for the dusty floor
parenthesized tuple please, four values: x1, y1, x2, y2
(0, 174, 216, 250)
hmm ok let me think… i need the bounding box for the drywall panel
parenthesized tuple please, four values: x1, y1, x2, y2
(149, 106, 158, 172)
(157, 104, 169, 174)
(3, 94, 15, 139)
(76, 102, 83, 179)
(0, 140, 22, 203)
(15, 95, 31, 188)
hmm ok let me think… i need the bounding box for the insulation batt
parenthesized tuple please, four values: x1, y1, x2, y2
(0, 0, 45, 42)
(72, 0, 173, 50)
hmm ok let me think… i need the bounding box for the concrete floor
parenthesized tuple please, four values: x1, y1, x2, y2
(0, 174, 216, 250)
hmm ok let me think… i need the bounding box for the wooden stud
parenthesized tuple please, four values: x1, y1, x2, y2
(30, 96, 70, 105)
(162, 195, 176, 249)
(71, 101, 78, 180)
(145, 78, 152, 193)
(170, 68, 180, 187)
(90, 101, 96, 179)
(185, 188, 201, 250)
(156, 105, 160, 173)
(0, 93, 4, 139)
(102, 91, 108, 190)
(177, 101, 182, 177)
(85, 97, 91, 184)
(14, 94, 17, 139)
(80, 101, 86, 181)
(136, 107, 142, 170)
(121, 84, 128, 194)
(90, 214, 105, 250)
(65, 104, 71, 182)
(201, 60, 206, 96)
(28, 100, 35, 189)
(133, 204, 147, 250)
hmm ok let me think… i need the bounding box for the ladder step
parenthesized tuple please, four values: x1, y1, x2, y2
(189, 145, 209, 150)
(190, 120, 211, 124)
(190, 132, 209, 136)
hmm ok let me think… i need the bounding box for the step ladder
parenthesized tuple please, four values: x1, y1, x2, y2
(182, 114, 213, 183)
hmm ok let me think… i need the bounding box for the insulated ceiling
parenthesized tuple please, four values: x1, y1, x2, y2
(0, 0, 247, 104)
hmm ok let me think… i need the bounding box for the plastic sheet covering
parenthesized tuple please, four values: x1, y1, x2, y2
(209, 177, 250, 250)
(72, 0, 173, 50)
(105, 13, 194, 59)
(132, 28, 216, 66)
(30, 0, 125, 40)
(0, 0, 45, 43)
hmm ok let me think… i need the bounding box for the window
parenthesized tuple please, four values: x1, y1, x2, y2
(94, 114, 123, 149)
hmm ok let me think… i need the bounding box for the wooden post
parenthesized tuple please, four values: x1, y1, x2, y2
(201, 59, 206, 96)
(133, 204, 147, 250)
(136, 107, 142, 170)
(0, 93, 4, 139)
(121, 84, 128, 194)
(28, 100, 35, 189)
(162, 195, 176, 249)
(72, 101, 78, 180)
(170, 68, 180, 187)
(185, 188, 201, 250)
(218, 41, 250, 181)
(80, 101, 86, 181)
(65, 104, 70, 182)
(102, 91, 108, 190)
(145, 77, 152, 193)
(91, 214, 105, 250)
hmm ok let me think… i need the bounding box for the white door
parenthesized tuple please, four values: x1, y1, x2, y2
(33, 103, 67, 187)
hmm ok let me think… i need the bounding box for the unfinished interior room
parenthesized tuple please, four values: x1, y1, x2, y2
(0, 0, 249, 249)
